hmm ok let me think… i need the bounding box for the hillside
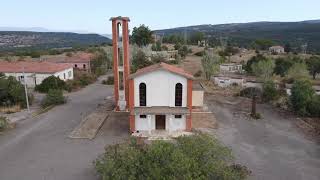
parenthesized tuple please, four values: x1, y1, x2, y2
(154, 20, 320, 53)
(0, 31, 111, 52)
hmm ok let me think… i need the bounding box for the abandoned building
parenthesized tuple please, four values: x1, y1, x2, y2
(219, 63, 243, 73)
(44, 52, 93, 72)
(0, 61, 74, 87)
(269, 46, 285, 54)
(111, 16, 201, 134)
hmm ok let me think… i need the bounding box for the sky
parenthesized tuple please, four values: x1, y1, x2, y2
(1, 0, 320, 34)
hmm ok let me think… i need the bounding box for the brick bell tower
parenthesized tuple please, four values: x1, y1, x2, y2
(110, 16, 130, 111)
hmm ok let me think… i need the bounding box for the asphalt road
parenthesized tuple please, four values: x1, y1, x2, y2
(207, 95, 320, 180)
(0, 78, 129, 180)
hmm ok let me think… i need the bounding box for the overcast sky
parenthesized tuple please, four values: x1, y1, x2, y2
(1, 0, 320, 34)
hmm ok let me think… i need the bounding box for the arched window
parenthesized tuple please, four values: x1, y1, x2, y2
(139, 83, 146, 106)
(175, 83, 183, 106)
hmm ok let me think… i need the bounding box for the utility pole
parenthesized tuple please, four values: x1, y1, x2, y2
(22, 66, 30, 113)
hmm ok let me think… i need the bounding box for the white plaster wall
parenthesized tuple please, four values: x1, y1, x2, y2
(166, 115, 186, 131)
(134, 70, 187, 107)
(3, 68, 73, 88)
(135, 115, 155, 131)
(54, 68, 74, 81)
(135, 114, 186, 131)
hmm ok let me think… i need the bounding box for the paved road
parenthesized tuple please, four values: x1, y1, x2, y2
(0, 78, 129, 180)
(207, 95, 320, 180)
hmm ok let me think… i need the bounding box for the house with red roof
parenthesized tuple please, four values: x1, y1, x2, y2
(0, 61, 74, 87)
(44, 52, 93, 72)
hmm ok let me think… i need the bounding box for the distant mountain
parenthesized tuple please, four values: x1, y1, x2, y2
(101, 34, 112, 39)
(154, 20, 320, 53)
(0, 31, 111, 52)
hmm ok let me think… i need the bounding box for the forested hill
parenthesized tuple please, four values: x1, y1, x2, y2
(0, 31, 111, 52)
(154, 20, 320, 53)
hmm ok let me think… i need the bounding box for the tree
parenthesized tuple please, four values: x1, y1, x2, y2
(262, 80, 278, 102)
(131, 49, 153, 73)
(95, 133, 249, 180)
(251, 58, 275, 81)
(35, 76, 66, 93)
(131, 25, 153, 47)
(189, 32, 205, 44)
(306, 56, 320, 79)
(0, 76, 28, 107)
(284, 43, 291, 53)
(201, 52, 221, 80)
(286, 62, 310, 81)
(290, 79, 315, 116)
(251, 39, 274, 50)
(244, 54, 268, 74)
(274, 58, 293, 77)
(151, 41, 162, 51)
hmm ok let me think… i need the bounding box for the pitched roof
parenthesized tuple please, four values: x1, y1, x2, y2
(0, 61, 73, 74)
(128, 62, 194, 80)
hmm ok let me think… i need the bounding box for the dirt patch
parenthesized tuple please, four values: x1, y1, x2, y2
(192, 112, 217, 129)
(69, 101, 114, 139)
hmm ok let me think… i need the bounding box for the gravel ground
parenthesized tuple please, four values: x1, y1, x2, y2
(0, 76, 129, 180)
(206, 95, 320, 180)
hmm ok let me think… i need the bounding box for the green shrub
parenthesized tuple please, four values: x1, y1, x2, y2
(41, 89, 66, 108)
(194, 70, 202, 77)
(0, 76, 27, 107)
(0, 116, 8, 131)
(290, 79, 315, 116)
(102, 76, 114, 85)
(77, 73, 96, 86)
(251, 112, 262, 119)
(262, 80, 278, 102)
(240, 87, 262, 99)
(35, 76, 66, 93)
(307, 95, 320, 117)
(95, 133, 249, 180)
(194, 51, 204, 56)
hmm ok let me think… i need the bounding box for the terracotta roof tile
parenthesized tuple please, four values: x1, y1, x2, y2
(129, 62, 194, 80)
(0, 61, 73, 74)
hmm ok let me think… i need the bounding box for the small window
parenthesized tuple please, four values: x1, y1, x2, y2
(63, 73, 66, 79)
(75, 64, 78, 68)
(175, 115, 182, 118)
(140, 115, 147, 118)
(83, 64, 86, 69)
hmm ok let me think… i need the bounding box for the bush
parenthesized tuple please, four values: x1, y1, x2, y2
(290, 79, 315, 116)
(240, 87, 262, 99)
(262, 80, 278, 102)
(0, 76, 28, 107)
(102, 76, 114, 85)
(35, 76, 66, 93)
(307, 95, 320, 117)
(194, 70, 202, 77)
(194, 51, 205, 56)
(251, 112, 262, 119)
(95, 133, 249, 180)
(0, 116, 9, 131)
(41, 89, 66, 108)
(64, 73, 97, 92)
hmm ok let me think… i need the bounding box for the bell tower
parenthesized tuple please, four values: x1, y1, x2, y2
(110, 16, 130, 111)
